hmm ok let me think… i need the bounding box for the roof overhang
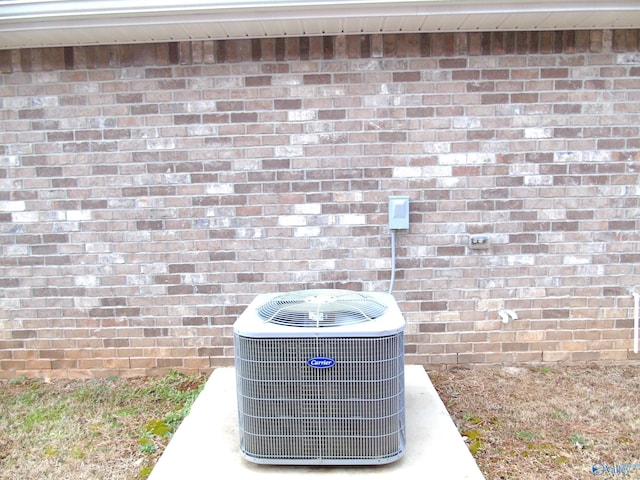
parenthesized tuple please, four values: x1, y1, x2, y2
(1, 0, 640, 50)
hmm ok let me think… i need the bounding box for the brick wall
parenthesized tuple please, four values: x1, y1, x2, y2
(1, 30, 640, 378)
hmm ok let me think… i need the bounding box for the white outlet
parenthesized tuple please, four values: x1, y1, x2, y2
(470, 234, 490, 250)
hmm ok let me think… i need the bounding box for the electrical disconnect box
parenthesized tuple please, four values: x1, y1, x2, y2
(388, 196, 410, 230)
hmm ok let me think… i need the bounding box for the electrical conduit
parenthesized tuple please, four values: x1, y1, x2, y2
(388, 229, 396, 295)
(633, 291, 639, 354)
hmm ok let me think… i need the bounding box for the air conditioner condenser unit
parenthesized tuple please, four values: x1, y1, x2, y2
(233, 289, 406, 465)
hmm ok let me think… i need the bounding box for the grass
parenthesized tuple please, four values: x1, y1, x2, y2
(1, 365, 639, 479)
(429, 365, 640, 479)
(0, 371, 206, 480)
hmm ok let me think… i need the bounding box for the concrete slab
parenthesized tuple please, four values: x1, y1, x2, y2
(149, 365, 484, 479)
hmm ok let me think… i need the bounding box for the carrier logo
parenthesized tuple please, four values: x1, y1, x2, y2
(307, 357, 335, 368)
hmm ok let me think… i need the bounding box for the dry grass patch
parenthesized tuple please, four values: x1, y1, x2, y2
(429, 365, 640, 479)
(1, 366, 639, 479)
(0, 371, 206, 480)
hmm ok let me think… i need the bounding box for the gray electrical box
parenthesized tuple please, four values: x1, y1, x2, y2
(388, 196, 410, 230)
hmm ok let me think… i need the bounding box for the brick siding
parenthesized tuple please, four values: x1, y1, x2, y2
(1, 30, 640, 378)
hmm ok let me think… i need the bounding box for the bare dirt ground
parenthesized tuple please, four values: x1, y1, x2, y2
(429, 365, 640, 479)
(0, 365, 638, 479)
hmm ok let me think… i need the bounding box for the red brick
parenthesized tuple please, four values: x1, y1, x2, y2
(1, 31, 639, 377)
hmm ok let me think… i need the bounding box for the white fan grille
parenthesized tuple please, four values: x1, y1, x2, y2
(256, 289, 388, 327)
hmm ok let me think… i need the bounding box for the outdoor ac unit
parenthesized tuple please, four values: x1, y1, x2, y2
(233, 289, 405, 465)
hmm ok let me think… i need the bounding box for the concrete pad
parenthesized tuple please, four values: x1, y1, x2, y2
(149, 365, 484, 479)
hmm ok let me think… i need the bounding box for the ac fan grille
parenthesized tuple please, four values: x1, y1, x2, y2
(234, 334, 405, 464)
(256, 289, 388, 327)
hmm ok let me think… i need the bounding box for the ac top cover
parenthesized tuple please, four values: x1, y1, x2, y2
(233, 289, 406, 465)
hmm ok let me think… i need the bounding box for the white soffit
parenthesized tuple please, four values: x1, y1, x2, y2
(0, 0, 639, 49)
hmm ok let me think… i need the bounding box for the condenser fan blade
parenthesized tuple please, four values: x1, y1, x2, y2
(256, 289, 388, 327)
